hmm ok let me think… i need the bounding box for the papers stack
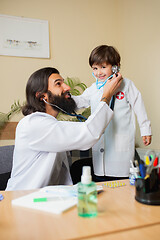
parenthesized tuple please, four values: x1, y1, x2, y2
(12, 185, 77, 214)
(12, 184, 103, 214)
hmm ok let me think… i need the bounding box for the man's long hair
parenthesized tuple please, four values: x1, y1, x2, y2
(22, 67, 59, 116)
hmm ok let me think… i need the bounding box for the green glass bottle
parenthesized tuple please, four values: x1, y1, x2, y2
(77, 166, 97, 218)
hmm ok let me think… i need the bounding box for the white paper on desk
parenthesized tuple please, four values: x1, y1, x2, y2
(12, 184, 103, 214)
(12, 185, 77, 214)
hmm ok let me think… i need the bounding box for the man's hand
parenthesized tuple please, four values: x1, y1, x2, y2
(142, 135, 152, 146)
(101, 73, 122, 105)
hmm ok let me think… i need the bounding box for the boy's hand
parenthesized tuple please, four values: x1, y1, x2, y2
(142, 135, 152, 146)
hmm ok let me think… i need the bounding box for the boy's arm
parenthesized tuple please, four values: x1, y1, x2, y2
(72, 85, 94, 109)
(127, 80, 152, 142)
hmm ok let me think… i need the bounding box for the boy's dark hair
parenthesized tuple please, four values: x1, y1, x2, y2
(89, 45, 121, 67)
(22, 67, 59, 116)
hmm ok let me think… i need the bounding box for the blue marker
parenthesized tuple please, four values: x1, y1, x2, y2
(0, 194, 4, 201)
(139, 163, 146, 178)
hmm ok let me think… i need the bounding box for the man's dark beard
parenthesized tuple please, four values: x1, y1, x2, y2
(47, 90, 77, 114)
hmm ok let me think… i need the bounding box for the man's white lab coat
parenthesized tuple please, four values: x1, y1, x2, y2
(6, 102, 113, 190)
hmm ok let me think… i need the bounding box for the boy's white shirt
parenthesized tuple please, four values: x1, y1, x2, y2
(73, 78, 151, 177)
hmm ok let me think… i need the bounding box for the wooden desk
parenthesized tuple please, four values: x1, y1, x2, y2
(82, 224, 160, 240)
(0, 180, 160, 240)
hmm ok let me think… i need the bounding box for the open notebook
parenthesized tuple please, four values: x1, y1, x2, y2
(12, 185, 103, 214)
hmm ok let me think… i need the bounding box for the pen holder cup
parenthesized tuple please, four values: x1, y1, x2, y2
(135, 170, 160, 205)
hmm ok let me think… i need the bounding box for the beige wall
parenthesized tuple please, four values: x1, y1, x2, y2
(0, 0, 160, 150)
(118, 0, 160, 150)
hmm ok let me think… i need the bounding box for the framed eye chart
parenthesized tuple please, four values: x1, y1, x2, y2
(0, 14, 50, 58)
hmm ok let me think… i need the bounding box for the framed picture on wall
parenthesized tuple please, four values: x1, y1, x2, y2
(0, 14, 50, 58)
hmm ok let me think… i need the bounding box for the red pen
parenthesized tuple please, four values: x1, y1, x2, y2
(153, 157, 158, 167)
(153, 156, 160, 180)
(158, 157, 160, 180)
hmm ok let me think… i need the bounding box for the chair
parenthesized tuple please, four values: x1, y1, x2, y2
(0, 145, 14, 190)
(70, 157, 96, 184)
(70, 149, 140, 184)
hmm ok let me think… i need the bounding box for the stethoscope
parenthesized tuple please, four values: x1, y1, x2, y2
(93, 65, 120, 110)
(94, 65, 120, 90)
(43, 65, 120, 121)
(43, 98, 87, 122)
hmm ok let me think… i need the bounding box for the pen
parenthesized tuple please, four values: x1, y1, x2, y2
(153, 156, 158, 167)
(33, 196, 71, 202)
(130, 160, 139, 178)
(157, 155, 160, 180)
(139, 162, 146, 178)
(0, 194, 4, 201)
(134, 149, 146, 178)
(145, 155, 150, 165)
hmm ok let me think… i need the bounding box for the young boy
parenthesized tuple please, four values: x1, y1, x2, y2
(73, 45, 152, 181)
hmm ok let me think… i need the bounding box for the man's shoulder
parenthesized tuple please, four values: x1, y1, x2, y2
(16, 112, 58, 138)
(18, 112, 56, 127)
